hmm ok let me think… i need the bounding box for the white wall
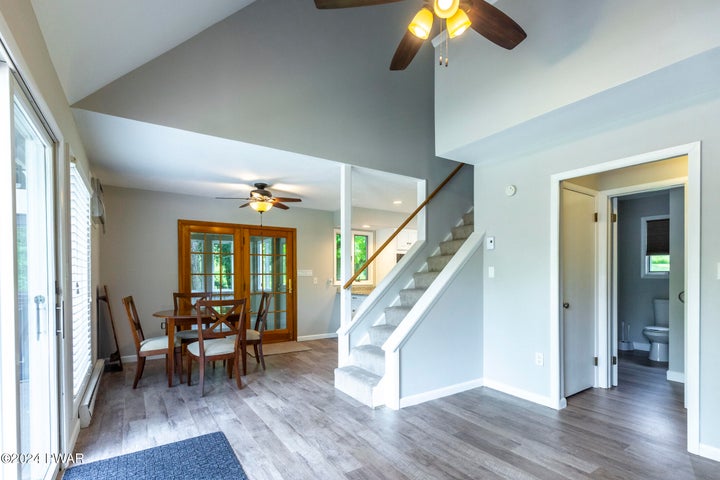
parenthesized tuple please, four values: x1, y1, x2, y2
(435, 0, 720, 156)
(100, 186, 339, 359)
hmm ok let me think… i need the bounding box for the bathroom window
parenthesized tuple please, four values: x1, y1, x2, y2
(641, 215, 669, 278)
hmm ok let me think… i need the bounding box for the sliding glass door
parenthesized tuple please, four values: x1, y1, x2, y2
(0, 65, 59, 480)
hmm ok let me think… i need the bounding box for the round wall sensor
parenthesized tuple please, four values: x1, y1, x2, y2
(505, 185, 517, 196)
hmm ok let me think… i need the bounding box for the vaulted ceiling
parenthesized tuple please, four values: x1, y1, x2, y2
(30, 0, 438, 213)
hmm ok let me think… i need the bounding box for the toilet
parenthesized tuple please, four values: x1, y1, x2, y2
(642, 298, 669, 362)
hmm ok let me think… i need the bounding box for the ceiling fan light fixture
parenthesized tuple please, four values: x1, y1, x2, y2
(433, 0, 459, 19)
(447, 9, 471, 38)
(250, 200, 273, 213)
(408, 8, 433, 39)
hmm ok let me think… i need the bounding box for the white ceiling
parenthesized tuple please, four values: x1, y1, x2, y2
(30, 0, 421, 214)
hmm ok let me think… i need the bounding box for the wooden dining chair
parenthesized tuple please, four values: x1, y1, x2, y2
(122, 295, 182, 388)
(243, 292, 271, 375)
(172, 291, 212, 343)
(186, 298, 247, 396)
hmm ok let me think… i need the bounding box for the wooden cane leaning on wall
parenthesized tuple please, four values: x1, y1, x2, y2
(98, 285, 123, 372)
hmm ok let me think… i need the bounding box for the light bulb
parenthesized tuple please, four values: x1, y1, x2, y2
(433, 0, 459, 19)
(408, 8, 433, 39)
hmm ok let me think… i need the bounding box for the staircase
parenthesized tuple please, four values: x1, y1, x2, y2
(335, 212, 474, 407)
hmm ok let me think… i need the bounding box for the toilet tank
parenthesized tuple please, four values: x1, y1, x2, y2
(653, 298, 670, 327)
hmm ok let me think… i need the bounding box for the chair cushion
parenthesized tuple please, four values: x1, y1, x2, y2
(175, 329, 200, 340)
(140, 335, 179, 352)
(246, 329, 260, 341)
(186, 338, 235, 357)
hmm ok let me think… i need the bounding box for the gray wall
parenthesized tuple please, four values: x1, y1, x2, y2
(473, 96, 720, 448)
(99, 186, 339, 359)
(436, 0, 720, 452)
(73, 0, 451, 183)
(617, 193, 669, 347)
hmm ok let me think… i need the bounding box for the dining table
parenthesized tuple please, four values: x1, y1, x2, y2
(152, 307, 210, 387)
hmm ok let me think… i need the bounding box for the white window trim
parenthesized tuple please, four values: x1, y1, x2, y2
(640, 214, 670, 279)
(334, 229, 374, 286)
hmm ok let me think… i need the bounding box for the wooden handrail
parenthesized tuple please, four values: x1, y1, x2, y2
(343, 163, 466, 289)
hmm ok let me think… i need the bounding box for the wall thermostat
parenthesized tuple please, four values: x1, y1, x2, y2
(505, 185, 517, 196)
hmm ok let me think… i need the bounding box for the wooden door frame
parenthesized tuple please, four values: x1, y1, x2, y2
(177, 219, 297, 342)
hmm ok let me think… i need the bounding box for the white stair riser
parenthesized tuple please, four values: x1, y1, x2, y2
(400, 289, 424, 307)
(384, 306, 411, 326)
(427, 255, 453, 272)
(335, 366, 381, 407)
(369, 325, 396, 346)
(350, 346, 385, 376)
(440, 239, 465, 255)
(413, 271, 440, 289)
(452, 224, 474, 240)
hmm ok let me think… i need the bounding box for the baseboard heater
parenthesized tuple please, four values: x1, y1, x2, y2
(79, 359, 105, 428)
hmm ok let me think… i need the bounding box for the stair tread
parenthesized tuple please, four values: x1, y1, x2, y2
(371, 324, 396, 333)
(335, 366, 381, 387)
(353, 344, 383, 354)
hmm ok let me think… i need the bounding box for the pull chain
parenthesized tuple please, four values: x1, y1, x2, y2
(438, 19, 449, 67)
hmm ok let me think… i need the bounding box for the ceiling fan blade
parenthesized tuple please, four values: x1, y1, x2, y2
(315, 0, 403, 9)
(238, 202, 251, 208)
(273, 202, 290, 210)
(273, 197, 302, 202)
(466, 0, 526, 50)
(390, 30, 425, 71)
(216, 196, 250, 200)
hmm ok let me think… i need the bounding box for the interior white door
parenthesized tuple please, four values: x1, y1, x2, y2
(610, 197, 619, 386)
(562, 187, 597, 397)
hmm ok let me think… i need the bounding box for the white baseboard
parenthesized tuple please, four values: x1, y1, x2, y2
(483, 378, 556, 409)
(666, 370, 685, 383)
(297, 333, 337, 341)
(633, 342, 651, 351)
(698, 442, 720, 462)
(399, 378, 484, 408)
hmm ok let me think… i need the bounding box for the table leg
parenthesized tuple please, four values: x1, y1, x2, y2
(168, 318, 176, 387)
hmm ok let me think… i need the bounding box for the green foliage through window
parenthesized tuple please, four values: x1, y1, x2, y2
(335, 232, 371, 283)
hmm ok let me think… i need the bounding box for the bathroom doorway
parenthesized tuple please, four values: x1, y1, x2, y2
(610, 187, 685, 388)
(551, 144, 701, 459)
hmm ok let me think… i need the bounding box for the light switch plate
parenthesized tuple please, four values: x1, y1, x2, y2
(488, 266, 495, 278)
(486, 236, 495, 250)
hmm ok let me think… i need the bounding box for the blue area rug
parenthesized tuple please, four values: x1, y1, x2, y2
(63, 432, 247, 480)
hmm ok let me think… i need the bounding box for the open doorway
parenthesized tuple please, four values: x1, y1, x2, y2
(611, 187, 685, 389)
(551, 143, 701, 455)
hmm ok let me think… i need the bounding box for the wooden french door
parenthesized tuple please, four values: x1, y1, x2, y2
(246, 227, 296, 343)
(178, 220, 296, 342)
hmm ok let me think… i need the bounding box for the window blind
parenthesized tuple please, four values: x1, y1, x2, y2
(70, 163, 92, 397)
(646, 218, 670, 255)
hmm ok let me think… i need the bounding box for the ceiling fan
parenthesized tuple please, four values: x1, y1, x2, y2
(314, 0, 526, 70)
(216, 183, 302, 213)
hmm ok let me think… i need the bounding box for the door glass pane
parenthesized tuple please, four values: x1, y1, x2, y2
(250, 235, 288, 333)
(14, 98, 57, 480)
(189, 232, 234, 296)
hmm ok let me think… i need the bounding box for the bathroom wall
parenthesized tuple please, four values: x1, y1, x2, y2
(617, 192, 670, 348)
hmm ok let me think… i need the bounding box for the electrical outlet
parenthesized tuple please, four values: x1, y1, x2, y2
(535, 352, 544, 366)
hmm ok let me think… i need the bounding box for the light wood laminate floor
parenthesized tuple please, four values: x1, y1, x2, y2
(69, 340, 719, 479)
